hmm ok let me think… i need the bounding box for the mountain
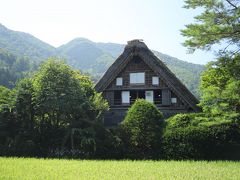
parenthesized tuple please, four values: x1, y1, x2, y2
(57, 38, 125, 76)
(153, 51, 204, 96)
(0, 48, 37, 88)
(0, 24, 205, 97)
(57, 38, 116, 76)
(0, 24, 55, 61)
(59, 38, 204, 96)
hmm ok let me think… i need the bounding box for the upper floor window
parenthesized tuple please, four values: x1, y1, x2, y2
(130, 72, 145, 84)
(116, 77, 123, 86)
(171, 97, 177, 104)
(152, 76, 159, 85)
(171, 91, 177, 104)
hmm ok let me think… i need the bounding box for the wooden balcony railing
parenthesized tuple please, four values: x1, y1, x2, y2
(114, 98, 163, 106)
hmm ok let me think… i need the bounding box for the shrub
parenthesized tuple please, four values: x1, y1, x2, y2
(163, 113, 240, 160)
(93, 124, 124, 159)
(120, 99, 164, 159)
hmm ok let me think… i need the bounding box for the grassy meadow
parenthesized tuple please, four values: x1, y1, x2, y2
(0, 158, 239, 179)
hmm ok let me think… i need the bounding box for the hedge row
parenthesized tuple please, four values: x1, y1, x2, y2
(162, 113, 240, 160)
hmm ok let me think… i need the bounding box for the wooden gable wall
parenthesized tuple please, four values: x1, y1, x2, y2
(106, 56, 168, 90)
(103, 55, 188, 109)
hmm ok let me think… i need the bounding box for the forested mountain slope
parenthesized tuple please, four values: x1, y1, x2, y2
(0, 24, 55, 61)
(59, 38, 204, 96)
(0, 24, 205, 96)
(0, 48, 37, 88)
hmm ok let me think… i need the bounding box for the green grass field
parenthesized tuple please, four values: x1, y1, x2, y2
(0, 158, 239, 180)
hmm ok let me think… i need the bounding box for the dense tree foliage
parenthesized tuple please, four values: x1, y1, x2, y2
(163, 113, 240, 160)
(33, 59, 109, 155)
(0, 86, 13, 109)
(0, 49, 37, 88)
(182, 0, 240, 54)
(0, 59, 109, 157)
(200, 55, 240, 114)
(120, 99, 164, 158)
(182, 0, 240, 114)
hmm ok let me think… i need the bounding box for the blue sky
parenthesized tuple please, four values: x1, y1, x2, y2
(1, 0, 216, 64)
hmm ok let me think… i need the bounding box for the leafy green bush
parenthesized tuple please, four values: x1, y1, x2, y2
(94, 124, 124, 159)
(0, 59, 110, 158)
(120, 99, 164, 159)
(163, 113, 240, 160)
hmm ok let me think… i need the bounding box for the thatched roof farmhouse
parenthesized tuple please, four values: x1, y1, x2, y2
(95, 40, 200, 126)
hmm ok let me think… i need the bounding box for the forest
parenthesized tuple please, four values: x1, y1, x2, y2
(0, 0, 240, 160)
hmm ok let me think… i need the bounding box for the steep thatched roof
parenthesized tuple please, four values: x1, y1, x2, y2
(95, 39, 200, 111)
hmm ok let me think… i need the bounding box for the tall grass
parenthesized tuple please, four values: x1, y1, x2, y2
(0, 158, 239, 179)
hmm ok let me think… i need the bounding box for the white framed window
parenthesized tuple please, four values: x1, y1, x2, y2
(171, 98, 177, 103)
(130, 72, 145, 84)
(152, 76, 159, 85)
(116, 77, 123, 86)
(145, 91, 153, 103)
(122, 91, 130, 104)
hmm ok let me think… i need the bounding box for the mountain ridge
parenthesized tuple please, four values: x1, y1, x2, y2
(0, 23, 204, 97)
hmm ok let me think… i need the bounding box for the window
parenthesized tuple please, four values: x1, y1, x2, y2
(154, 90, 162, 104)
(171, 91, 177, 104)
(116, 77, 123, 86)
(145, 91, 153, 103)
(152, 76, 159, 85)
(171, 98, 177, 103)
(122, 91, 130, 104)
(130, 90, 145, 104)
(114, 91, 121, 105)
(130, 72, 145, 84)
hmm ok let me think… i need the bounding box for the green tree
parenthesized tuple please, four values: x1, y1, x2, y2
(0, 86, 13, 109)
(121, 99, 163, 158)
(0, 86, 20, 155)
(163, 113, 240, 160)
(200, 55, 240, 114)
(0, 58, 109, 157)
(0, 49, 37, 89)
(32, 58, 108, 153)
(33, 58, 108, 125)
(181, 0, 240, 114)
(0, 86, 13, 139)
(181, 0, 240, 54)
(14, 78, 35, 130)
(33, 59, 86, 126)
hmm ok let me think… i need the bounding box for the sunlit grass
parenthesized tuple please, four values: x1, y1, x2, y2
(0, 157, 239, 179)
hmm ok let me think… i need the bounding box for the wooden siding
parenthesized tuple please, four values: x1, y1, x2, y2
(95, 43, 200, 112)
(102, 55, 188, 110)
(103, 91, 114, 106)
(162, 89, 171, 105)
(106, 56, 167, 90)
